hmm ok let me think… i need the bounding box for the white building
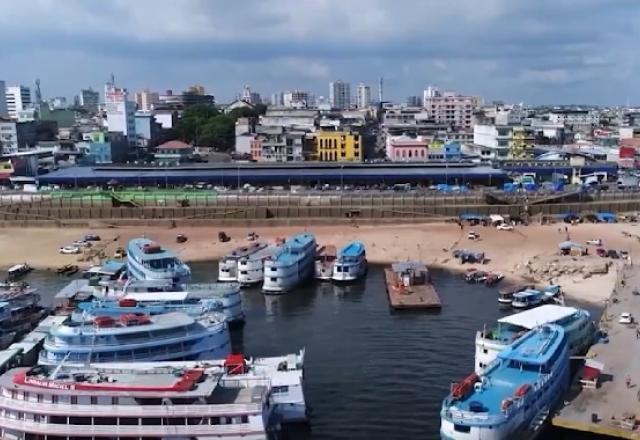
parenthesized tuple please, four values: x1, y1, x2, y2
(283, 90, 310, 109)
(547, 109, 598, 126)
(105, 82, 136, 146)
(422, 85, 481, 130)
(241, 85, 261, 105)
(5, 85, 31, 120)
(472, 124, 511, 159)
(271, 92, 284, 107)
(356, 83, 371, 109)
(0, 81, 7, 118)
(329, 80, 351, 110)
(134, 90, 159, 112)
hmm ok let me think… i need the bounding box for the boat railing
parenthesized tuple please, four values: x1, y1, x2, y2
(444, 407, 506, 425)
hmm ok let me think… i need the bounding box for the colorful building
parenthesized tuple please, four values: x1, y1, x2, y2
(386, 134, 428, 162)
(314, 131, 362, 162)
(510, 126, 535, 159)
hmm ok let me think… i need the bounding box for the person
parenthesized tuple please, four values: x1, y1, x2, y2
(626, 375, 632, 389)
(636, 328, 639, 339)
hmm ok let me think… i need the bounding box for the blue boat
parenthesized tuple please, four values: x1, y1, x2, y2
(126, 238, 191, 284)
(332, 241, 367, 282)
(511, 285, 561, 309)
(441, 324, 570, 440)
(262, 234, 316, 294)
(40, 311, 230, 366)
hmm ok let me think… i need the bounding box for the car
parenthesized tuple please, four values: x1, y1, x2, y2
(607, 250, 620, 259)
(586, 239, 602, 246)
(176, 234, 188, 243)
(596, 248, 607, 257)
(619, 312, 633, 325)
(113, 247, 126, 259)
(467, 231, 479, 240)
(84, 234, 101, 241)
(72, 240, 92, 248)
(496, 223, 514, 231)
(59, 246, 81, 255)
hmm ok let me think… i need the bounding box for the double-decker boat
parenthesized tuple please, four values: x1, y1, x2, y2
(475, 305, 595, 374)
(219, 242, 268, 282)
(511, 285, 561, 309)
(0, 349, 308, 439)
(262, 234, 316, 294)
(39, 311, 230, 365)
(237, 244, 281, 286)
(315, 245, 337, 281)
(441, 324, 570, 440)
(0, 286, 48, 349)
(332, 241, 367, 282)
(126, 238, 191, 284)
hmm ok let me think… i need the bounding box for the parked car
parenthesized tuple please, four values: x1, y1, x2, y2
(59, 246, 81, 255)
(607, 250, 620, 259)
(84, 234, 101, 241)
(218, 231, 230, 243)
(496, 224, 514, 231)
(586, 239, 602, 246)
(72, 240, 92, 248)
(113, 247, 126, 259)
(467, 231, 479, 240)
(619, 312, 633, 325)
(176, 234, 188, 243)
(596, 248, 607, 257)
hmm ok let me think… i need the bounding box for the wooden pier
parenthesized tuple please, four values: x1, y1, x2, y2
(384, 262, 441, 310)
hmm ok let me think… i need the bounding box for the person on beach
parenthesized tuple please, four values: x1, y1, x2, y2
(626, 375, 631, 389)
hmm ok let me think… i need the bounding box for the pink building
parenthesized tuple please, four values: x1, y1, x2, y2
(250, 137, 263, 161)
(386, 135, 428, 162)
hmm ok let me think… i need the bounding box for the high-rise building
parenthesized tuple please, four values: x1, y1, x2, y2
(356, 83, 371, 109)
(134, 90, 159, 111)
(104, 80, 136, 146)
(270, 92, 284, 107)
(80, 88, 100, 113)
(422, 85, 482, 130)
(283, 90, 310, 108)
(0, 81, 7, 118)
(329, 81, 351, 110)
(5, 85, 31, 120)
(241, 86, 262, 105)
(406, 96, 422, 107)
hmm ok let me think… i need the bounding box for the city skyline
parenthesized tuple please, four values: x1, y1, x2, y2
(1, 0, 639, 105)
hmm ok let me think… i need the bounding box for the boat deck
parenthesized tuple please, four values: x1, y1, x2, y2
(384, 268, 441, 310)
(552, 264, 640, 438)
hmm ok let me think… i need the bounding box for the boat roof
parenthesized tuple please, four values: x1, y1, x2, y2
(51, 312, 203, 336)
(513, 289, 541, 298)
(7, 264, 27, 272)
(391, 261, 427, 273)
(127, 238, 177, 260)
(55, 279, 95, 299)
(285, 233, 315, 250)
(123, 291, 191, 302)
(338, 241, 365, 257)
(223, 242, 268, 259)
(498, 324, 565, 365)
(99, 260, 126, 275)
(317, 245, 337, 257)
(498, 305, 579, 330)
(244, 244, 280, 260)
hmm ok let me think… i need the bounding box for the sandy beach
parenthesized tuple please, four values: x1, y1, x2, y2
(1, 222, 637, 305)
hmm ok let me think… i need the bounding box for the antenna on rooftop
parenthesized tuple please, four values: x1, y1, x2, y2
(109, 73, 115, 86)
(35, 79, 42, 105)
(378, 77, 384, 103)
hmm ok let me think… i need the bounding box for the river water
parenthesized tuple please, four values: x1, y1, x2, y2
(28, 263, 605, 440)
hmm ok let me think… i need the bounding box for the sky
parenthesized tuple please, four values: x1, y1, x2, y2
(1, 0, 639, 105)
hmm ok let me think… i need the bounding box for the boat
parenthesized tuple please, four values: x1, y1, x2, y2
(39, 311, 231, 365)
(0, 286, 48, 349)
(262, 234, 316, 294)
(441, 324, 571, 440)
(237, 244, 281, 286)
(474, 305, 596, 374)
(512, 285, 561, 309)
(332, 241, 367, 282)
(56, 264, 77, 275)
(6, 263, 32, 280)
(0, 349, 307, 439)
(385, 261, 441, 309)
(498, 283, 532, 305)
(315, 245, 337, 281)
(218, 242, 268, 282)
(54, 279, 245, 324)
(126, 238, 191, 284)
(82, 260, 126, 280)
(484, 272, 504, 286)
(464, 269, 487, 283)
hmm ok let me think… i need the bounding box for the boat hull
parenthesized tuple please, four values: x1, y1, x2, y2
(331, 261, 367, 282)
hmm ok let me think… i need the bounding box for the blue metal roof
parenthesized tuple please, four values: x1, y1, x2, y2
(127, 238, 178, 261)
(338, 241, 365, 258)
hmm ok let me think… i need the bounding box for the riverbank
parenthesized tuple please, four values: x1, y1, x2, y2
(1, 222, 636, 305)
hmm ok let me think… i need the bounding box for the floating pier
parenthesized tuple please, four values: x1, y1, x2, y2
(552, 263, 640, 438)
(385, 262, 441, 310)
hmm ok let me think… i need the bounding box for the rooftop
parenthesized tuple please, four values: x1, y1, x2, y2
(338, 241, 365, 258)
(156, 140, 192, 150)
(498, 305, 578, 330)
(127, 238, 178, 260)
(498, 325, 565, 366)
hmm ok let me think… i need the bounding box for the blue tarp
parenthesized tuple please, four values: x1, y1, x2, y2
(558, 241, 583, 250)
(459, 213, 486, 221)
(595, 212, 617, 223)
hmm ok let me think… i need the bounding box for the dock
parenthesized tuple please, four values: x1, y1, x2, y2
(552, 262, 640, 438)
(384, 262, 441, 310)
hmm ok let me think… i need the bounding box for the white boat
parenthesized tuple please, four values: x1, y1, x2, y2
(315, 245, 336, 281)
(126, 238, 191, 284)
(475, 305, 596, 374)
(441, 325, 571, 440)
(6, 263, 31, 280)
(0, 349, 307, 439)
(219, 242, 268, 282)
(262, 234, 316, 294)
(332, 241, 367, 282)
(237, 244, 281, 286)
(511, 285, 561, 309)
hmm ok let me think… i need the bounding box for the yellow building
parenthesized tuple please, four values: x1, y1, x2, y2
(314, 131, 362, 162)
(510, 126, 536, 159)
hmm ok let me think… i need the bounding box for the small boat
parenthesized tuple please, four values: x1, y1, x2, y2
(484, 272, 504, 286)
(7, 263, 32, 280)
(332, 241, 367, 282)
(57, 264, 76, 275)
(511, 285, 561, 309)
(315, 245, 337, 281)
(498, 283, 531, 305)
(464, 269, 487, 283)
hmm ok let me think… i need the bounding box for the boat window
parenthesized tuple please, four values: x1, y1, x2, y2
(272, 385, 289, 394)
(241, 415, 249, 423)
(454, 424, 471, 433)
(271, 278, 277, 282)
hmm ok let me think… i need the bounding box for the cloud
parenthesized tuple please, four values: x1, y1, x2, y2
(1, 0, 639, 104)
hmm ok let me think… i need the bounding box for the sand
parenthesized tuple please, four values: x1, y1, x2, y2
(1, 222, 637, 305)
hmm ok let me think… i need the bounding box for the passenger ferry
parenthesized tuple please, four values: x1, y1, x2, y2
(219, 242, 268, 282)
(126, 238, 191, 284)
(511, 285, 561, 309)
(0, 287, 48, 349)
(332, 241, 367, 282)
(237, 244, 281, 286)
(315, 245, 337, 281)
(263, 234, 316, 294)
(39, 311, 230, 365)
(441, 324, 570, 440)
(0, 349, 307, 440)
(475, 305, 595, 374)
